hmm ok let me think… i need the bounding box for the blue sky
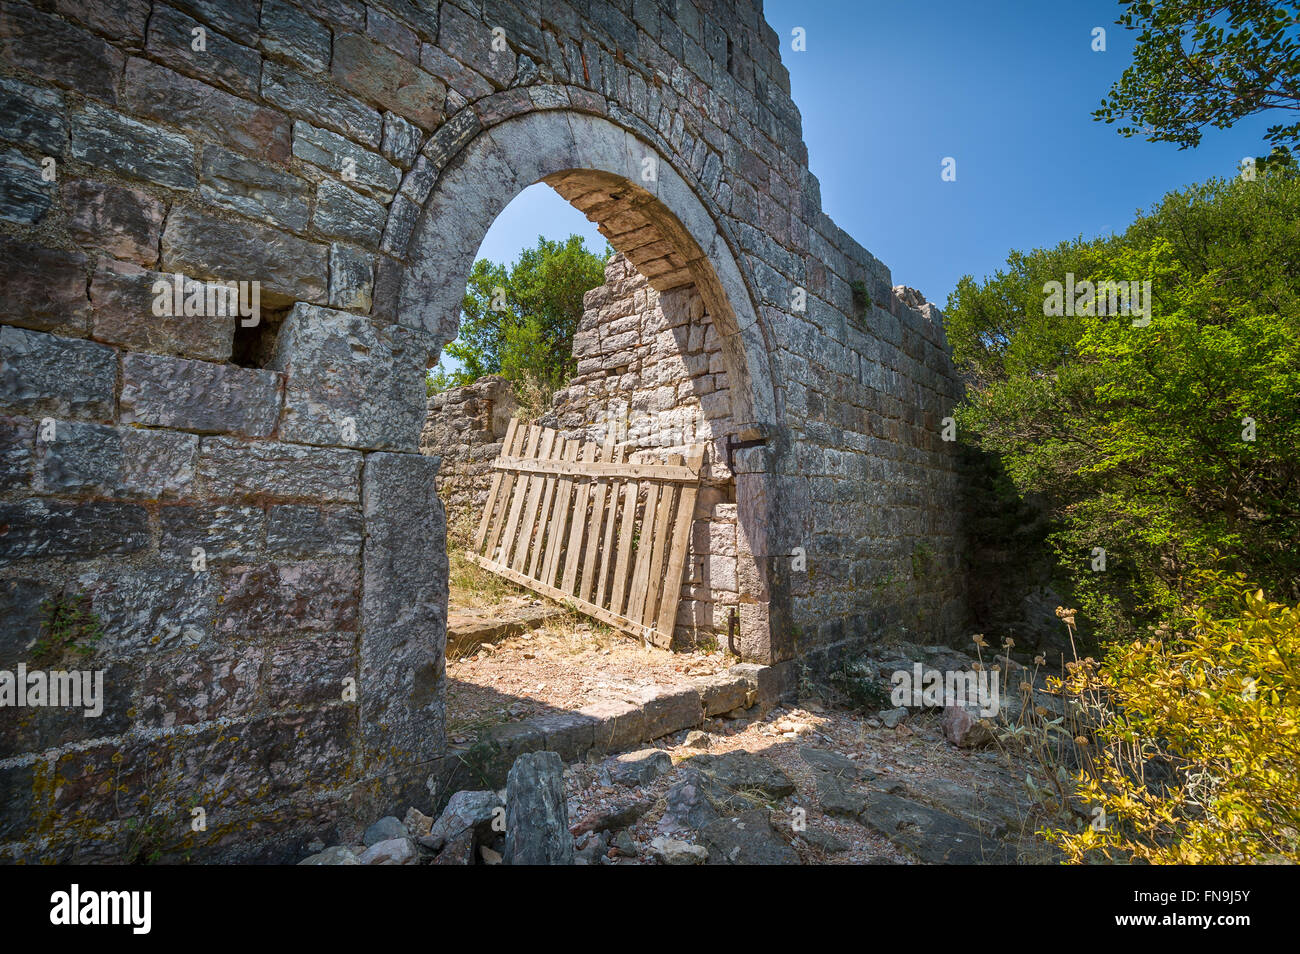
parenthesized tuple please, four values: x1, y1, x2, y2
(460, 0, 1278, 338)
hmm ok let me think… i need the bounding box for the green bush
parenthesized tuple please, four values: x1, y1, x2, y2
(945, 170, 1300, 637)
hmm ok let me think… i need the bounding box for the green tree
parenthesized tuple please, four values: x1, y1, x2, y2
(1095, 0, 1300, 163)
(433, 234, 610, 397)
(946, 170, 1300, 637)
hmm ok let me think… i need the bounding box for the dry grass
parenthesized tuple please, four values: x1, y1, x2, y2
(448, 546, 525, 610)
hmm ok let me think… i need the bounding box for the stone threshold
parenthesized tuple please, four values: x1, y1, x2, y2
(428, 660, 798, 801)
(446, 603, 569, 655)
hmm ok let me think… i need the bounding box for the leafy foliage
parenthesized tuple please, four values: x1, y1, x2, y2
(1047, 575, 1300, 863)
(1095, 0, 1300, 162)
(946, 171, 1300, 637)
(432, 235, 610, 399)
(35, 593, 104, 665)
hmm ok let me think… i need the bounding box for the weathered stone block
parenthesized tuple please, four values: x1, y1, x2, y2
(81, 564, 216, 654)
(381, 111, 421, 168)
(0, 239, 90, 336)
(0, 763, 34, 841)
(292, 120, 400, 200)
(366, 5, 420, 61)
(138, 643, 262, 728)
(577, 698, 647, 754)
(503, 751, 572, 865)
(160, 206, 328, 306)
(159, 504, 266, 562)
(170, 0, 259, 37)
(272, 303, 434, 451)
(259, 0, 331, 73)
(63, 180, 165, 265)
(633, 685, 704, 739)
(0, 660, 132, 757)
(198, 437, 362, 502)
(332, 32, 445, 129)
(438, 2, 515, 88)
(123, 57, 291, 163)
(266, 504, 363, 557)
(0, 500, 148, 564)
(120, 352, 281, 437)
(328, 242, 374, 311)
(36, 420, 197, 498)
(0, 75, 65, 154)
(0, 577, 51, 667)
(0, 2, 124, 102)
(70, 103, 197, 191)
(216, 561, 360, 635)
(529, 710, 598, 763)
(729, 661, 797, 707)
(360, 452, 446, 771)
(414, 105, 481, 183)
(0, 326, 115, 420)
(696, 671, 752, 715)
(0, 414, 32, 492)
(174, 708, 353, 811)
(0, 147, 51, 224)
(312, 178, 385, 248)
(145, 4, 261, 98)
(199, 146, 311, 231)
(265, 632, 356, 708)
(419, 42, 496, 101)
(89, 258, 236, 361)
(261, 60, 383, 148)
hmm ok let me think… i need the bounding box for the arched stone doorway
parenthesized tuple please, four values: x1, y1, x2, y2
(396, 109, 784, 678)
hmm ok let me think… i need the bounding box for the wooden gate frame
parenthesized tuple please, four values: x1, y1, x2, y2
(467, 419, 705, 646)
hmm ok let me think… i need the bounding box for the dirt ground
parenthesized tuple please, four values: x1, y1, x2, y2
(445, 608, 735, 740)
(445, 551, 1053, 865)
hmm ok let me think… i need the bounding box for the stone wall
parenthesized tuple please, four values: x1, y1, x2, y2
(0, 0, 969, 862)
(419, 374, 516, 540)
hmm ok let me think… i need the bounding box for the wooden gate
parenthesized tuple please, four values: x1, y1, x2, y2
(467, 419, 705, 646)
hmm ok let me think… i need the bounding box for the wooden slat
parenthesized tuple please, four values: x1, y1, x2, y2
(493, 456, 697, 481)
(541, 439, 580, 586)
(609, 476, 639, 617)
(655, 446, 705, 643)
(482, 421, 527, 562)
(526, 443, 558, 579)
(512, 427, 555, 573)
(626, 481, 660, 624)
(642, 454, 682, 632)
(593, 445, 626, 609)
(561, 442, 598, 595)
(474, 418, 519, 552)
(498, 424, 541, 567)
(579, 434, 616, 603)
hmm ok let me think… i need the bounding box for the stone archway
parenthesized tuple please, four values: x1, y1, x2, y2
(0, 0, 970, 861)
(395, 109, 783, 666)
